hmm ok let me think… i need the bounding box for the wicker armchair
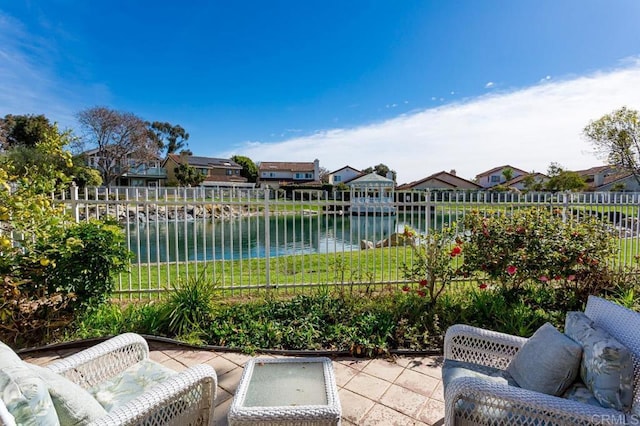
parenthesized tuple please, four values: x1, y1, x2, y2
(443, 296, 640, 425)
(0, 333, 217, 426)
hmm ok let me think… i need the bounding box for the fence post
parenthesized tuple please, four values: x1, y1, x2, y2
(562, 191, 569, 222)
(264, 188, 271, 289)
(425, 189, 432, 233)
(70, 183, 79, 223)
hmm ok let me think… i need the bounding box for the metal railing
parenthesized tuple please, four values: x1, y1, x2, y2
(56, 186, 640, 297)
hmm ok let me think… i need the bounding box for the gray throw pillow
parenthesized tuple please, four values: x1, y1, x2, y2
(507, 322, 583, 396)
(565, 312, 634, 411)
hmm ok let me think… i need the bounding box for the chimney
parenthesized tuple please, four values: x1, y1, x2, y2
(449, 169, 457, 176)
(313, 159, 320, 180)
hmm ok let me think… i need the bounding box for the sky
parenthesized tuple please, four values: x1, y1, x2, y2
(1, 1, 640, 184)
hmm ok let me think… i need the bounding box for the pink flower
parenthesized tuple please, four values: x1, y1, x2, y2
(539, 275, 549, 282)
(479, 283, 488, 290)
(567, 274, 576, 281)
(506, 265, 517, 275)
(419, 279, 428, 288)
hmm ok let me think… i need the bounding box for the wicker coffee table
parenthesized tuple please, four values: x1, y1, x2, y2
(228, 357, 341, 425)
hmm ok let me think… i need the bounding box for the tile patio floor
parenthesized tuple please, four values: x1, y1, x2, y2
(20, 341, 445, 425)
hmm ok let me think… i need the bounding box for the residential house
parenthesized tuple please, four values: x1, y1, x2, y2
(475, 165, 528, 188)
(257, 159, 320, 188)
(503, 172, 549, 191)
(593, 171, 640, 192)
(83, 148, 166, 187)
(328, 166, 361, 185)
(163, 154, 249, 187)
(575, 165, 620, 190)
(396, 170, 482, 191)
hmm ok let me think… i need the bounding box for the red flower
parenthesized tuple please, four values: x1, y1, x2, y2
(506, 265, 517, 275)
(479, 283, 488, 290)
(402, 285, 410, 292)
(567, 274, 576, 281)
(419, 279, 428, 287)
(450, 246, 462, 257)
(416, 290, 426, 298)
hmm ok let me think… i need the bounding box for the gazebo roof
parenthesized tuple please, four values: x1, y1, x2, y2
(347, 172, 395, 187)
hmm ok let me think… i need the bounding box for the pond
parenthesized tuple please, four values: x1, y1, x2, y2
(128, 213, 455, 263)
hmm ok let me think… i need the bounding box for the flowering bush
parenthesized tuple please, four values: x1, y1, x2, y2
(462, 208, 616, 292)
(0, 127, 131, 345)
(401, 224, 463, 303)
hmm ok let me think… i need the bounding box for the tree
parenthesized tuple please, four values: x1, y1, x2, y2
(231, 155, 258, 182)
(544, 163, 587, 192)
(318, 167, 330, 183)
(362, 163, 397, 181)
(148, 121, 189, 155)
(77, 106, 160, 186)
(174, 163, 205, 186)
(522, 174, 544, 192)
(0, 114, 58, 150)
(502, 167, 514, 183)
(584, 106, 640, 185)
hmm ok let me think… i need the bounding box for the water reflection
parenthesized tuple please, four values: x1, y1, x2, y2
(128, 214, 447, 262)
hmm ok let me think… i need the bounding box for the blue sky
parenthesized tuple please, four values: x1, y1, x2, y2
(2, 1, 640, 183)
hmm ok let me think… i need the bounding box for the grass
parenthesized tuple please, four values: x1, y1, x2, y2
(120, 247, 423, 296)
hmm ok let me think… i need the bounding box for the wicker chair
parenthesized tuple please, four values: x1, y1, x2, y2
(0, 333, 217, 426)
(443, 296, 640, 425)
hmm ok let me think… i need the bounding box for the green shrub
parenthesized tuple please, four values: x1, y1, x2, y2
(161, 270, 219, 337)
(43, 219, 131, 310)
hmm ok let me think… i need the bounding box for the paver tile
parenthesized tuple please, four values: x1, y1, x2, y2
(362, 358, 404, 383)
(431, 380, 445, 402)
(206, 355, 241, 376)
(149, 350, 172, 363)
(215, 387, 233, 406)
(213, 395, 232, 426)
(218, 351, 253, 367)
(178, 349, 218, 366)
(20, 354, 60, 366)
(337, 357, 371, 371)
(397, 355, 444, 379)
(217, 366, 244, 395)
(418, 398, 445, 425)
(380, 383, 429, 418)
(360, 404, 428, 426)
(344, 371, 392, 401)
(160, 357, 188, 372)
(395, 368, 440, 397)
(333, 362, 359, 387)
(338, 388, 375, 424)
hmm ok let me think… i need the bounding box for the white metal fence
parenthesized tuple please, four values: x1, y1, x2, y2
(56, 186, 640, 297)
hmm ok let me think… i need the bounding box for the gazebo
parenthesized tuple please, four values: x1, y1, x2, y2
(347, 172, 396, 215)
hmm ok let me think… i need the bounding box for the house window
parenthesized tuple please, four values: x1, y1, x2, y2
(334, 176, 341, 182)
(490, 175, 501, 183)
(226, 170, 233, 175)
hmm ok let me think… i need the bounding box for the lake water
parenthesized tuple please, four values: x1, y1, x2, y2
(128, 213, 451, 263)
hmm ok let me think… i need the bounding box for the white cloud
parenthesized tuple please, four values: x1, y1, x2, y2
(222, 60, 640, 184)
(485, 81, 495, 89)
(0, 12, 109, 129)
